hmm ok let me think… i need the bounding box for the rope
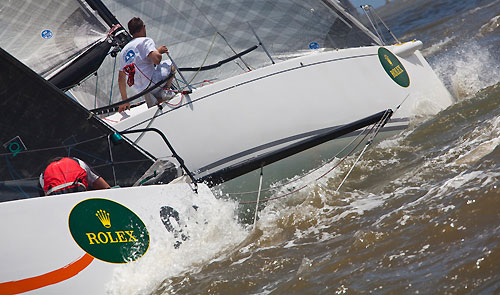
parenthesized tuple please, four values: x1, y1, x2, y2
(177, 31, 219, 93)
(164, 93, 185, 107)
(131, 64, 186, 107)
(90, 74, 173, 114)
(102, 32, 219, 113)
(132, 32, 219, 94)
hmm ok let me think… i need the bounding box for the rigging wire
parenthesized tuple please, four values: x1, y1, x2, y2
(253, 167, 264, 229)
(227, 125, 372, 197)
(1, 125, 155, 186)
(4, 156, 35, 198)
(238, 126, 374, 204)
(216, 32, 254, 71)
(336, 109, 392, 192)
(238, 111, 393, 205)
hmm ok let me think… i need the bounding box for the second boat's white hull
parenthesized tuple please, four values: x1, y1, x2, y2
(0, 182, 228, 294)
(107, 41, 453, 178)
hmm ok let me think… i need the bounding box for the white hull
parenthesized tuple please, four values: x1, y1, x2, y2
(0, 182, 218, 294)
(107, 41, 453, 178)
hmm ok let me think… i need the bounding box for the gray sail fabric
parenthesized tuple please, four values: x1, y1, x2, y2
(0, 0, 109, 79)
(70, 0, 381, 109)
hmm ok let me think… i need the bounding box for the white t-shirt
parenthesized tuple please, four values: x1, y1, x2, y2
(120, 37, 157, 92)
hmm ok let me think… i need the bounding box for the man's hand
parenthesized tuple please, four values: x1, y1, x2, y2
(118, 102, 130, 112)
(157, 45, 168, 54)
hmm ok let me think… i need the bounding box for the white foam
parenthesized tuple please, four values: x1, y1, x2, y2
(421, 36, 455, 57)
(449, 115, 500, 165)
(107, 192, 248, 295)
(478, 15, 500, 37)
(431, 42, 500, 99)
(456, 138, 499, 164)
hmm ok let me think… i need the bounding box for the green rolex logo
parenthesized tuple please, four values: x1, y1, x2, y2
(378, 47, 410, 88)
(68, 198, 150, 264)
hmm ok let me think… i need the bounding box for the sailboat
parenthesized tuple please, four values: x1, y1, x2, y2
(87, 0, 455, 184)
(1, 0, 454, 185)
(0, 0, 454, 293)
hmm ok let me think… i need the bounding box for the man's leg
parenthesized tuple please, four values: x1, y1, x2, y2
(153, 63, 176, 103)
(165, 65, 176, 90)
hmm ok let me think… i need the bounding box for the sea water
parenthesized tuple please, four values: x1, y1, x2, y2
(111, 0, 500, 293)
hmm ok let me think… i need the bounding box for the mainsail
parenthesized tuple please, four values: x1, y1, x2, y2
(69, 0, 382, 109)
(0, 0, 382, 110)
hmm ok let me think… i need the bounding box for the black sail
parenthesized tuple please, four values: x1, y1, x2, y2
(0, 48, 153, 202)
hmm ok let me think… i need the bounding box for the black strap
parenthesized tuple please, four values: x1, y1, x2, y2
(178, 45, 258, 72)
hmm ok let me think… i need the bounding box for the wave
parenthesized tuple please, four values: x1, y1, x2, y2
(430, 42, 500, 99)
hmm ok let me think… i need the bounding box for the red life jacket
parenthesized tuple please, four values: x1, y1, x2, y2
(43, 158, 88, 195)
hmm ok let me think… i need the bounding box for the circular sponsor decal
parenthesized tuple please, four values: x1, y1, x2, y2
(378, 47, 410, 88)
(124, 49, 135, 63)
(41, 29, 53, 39)
(68, 198, 150, 264)
(309, 42, 320, 50)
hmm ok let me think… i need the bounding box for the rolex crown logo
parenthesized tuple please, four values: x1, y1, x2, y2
(96, 209, 111, 228)
(384, 54, 393, 66)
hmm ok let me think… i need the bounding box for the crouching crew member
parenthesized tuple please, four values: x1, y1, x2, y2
(40, 157, 110, 196)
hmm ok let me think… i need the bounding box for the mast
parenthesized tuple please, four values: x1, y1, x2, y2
(48, 0, 131, 90)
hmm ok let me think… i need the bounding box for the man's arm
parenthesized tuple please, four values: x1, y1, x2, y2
(148, 45, 168, 65)
(118, 70, 130, 112)
(92, 177, 111, 190)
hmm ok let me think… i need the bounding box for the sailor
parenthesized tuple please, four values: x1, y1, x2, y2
(117, 17, 176, 112)
(39, 157, 110, 196)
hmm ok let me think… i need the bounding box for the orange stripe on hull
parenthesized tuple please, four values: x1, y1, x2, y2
(0, 253, 94, 294)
